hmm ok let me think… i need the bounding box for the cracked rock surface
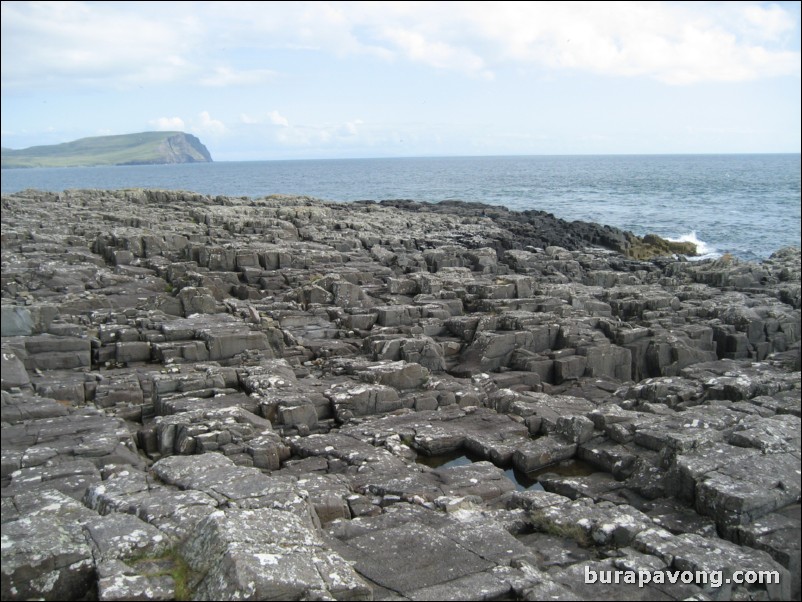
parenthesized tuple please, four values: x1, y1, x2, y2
(2, 189, 800, 601)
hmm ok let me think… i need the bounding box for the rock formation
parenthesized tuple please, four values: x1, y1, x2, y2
(1, 132, 212, 168)
(1, 189, 799, 601)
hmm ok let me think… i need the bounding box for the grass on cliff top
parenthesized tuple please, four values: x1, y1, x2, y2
(1, 131, 183, 168)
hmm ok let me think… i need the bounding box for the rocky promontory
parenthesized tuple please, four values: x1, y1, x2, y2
(1, 189, 799, 601)
(1, 132, 212, 168)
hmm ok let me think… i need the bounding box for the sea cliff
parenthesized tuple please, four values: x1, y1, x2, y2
(1, 132, 212, 168)
(1, 189, 799, 601)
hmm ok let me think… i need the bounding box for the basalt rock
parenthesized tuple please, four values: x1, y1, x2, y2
(1, 189, 799, 601)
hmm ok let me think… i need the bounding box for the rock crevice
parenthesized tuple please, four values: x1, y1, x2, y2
(2, 189, 799, 601)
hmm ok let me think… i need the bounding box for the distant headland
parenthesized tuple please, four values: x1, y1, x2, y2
(0, 131, 213, 168)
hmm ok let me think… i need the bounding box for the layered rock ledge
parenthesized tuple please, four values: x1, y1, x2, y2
(2, 189, 800, 601)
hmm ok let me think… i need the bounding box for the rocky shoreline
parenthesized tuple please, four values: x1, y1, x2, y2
(2, 189, 799, 601)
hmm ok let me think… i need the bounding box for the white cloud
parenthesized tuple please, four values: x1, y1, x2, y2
(150, 116, 186, 131)
(240, 113, 260, 125)
(2, 1, 799, 91)
(740, 4, 797, 40)
(379, 26, 491, 77)
(193, 111, 227, 136)
(459, 1, 800, 84)
(268, 110, 290, 127)
(240, 111, 290, 126)
(1, 1, 201, 89)
(271, 118, 366, 147)
(199, 66, 277, 87)
(340, 119, 363, 137)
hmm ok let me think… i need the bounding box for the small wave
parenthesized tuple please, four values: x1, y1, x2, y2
(667, 231, 720, 260)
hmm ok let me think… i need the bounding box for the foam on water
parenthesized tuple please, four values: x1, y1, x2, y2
(668, 231, 720, 261)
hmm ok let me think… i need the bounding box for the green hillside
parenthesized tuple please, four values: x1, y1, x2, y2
(1, 132, 213, 168)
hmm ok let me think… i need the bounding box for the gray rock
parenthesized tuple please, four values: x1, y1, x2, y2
(734, 504, 801, 599)
(83, 512, 169, 561)
(436, 460, 517, 501)
(513, 436, 577, 473)
(693, 450, 801, 530)
(97, 571, 176, 602)
(407, 571, 512, 601)
(555, 415, 596, 444)
(1, 489, 97, 601)
(2, 190, 800, 601)
(530, 497, 654, 547)
(1, 351, 31, 390)
(328, 383, 402, 419)
(152, 453, 306, 515)
(177, 286, 221, 315)
(1, 306, 33, 336)
(182, 508, 371, 600)
(357, 360, 430, 390)
(633, 528, 791, 600)
(342, 522, 494, 593)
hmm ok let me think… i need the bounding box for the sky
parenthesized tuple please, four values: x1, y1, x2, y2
(1, 1, 800, 160)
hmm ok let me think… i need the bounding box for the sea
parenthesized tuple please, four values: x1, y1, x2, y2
(2, 154, 799, 262)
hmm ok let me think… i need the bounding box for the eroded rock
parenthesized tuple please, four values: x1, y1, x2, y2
(2, 189, 799, 601)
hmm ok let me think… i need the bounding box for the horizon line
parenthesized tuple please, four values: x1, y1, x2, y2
(211, 151, 802, 163)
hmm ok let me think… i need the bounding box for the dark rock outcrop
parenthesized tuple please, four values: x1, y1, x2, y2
(1, 189, 799, 601)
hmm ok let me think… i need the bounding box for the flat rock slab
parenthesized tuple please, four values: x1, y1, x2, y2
(1, 408, 142, 465)
(552, 559, 702, 601)
(531, 497, 654, 548)
(328, 504, 537, 597)
(3, 457, 101, 501)
(537, 471, 627, 502)
(513, 436, 577, 473)
(83, 512, 169, 562)
(344, 522, 495, 593)
(97, 571, 176, 602)
(85, 469, 221, 540)
(2, 190, 801, 601)
(153, 453, 308, 516)
(692, 448, 801, 529)
(406, 570, 513, 601)
(0, 392, 69, 424)
(340, 406, 530, 464)
(1, 489, 97, 601)
(633, 527, 791, 600)
(435, 460, 517, 501)
(182, 508, 371, 601)
(1, 351, 31, 390)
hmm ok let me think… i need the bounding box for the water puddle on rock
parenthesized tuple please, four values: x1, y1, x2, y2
(415, 450, 599, 492)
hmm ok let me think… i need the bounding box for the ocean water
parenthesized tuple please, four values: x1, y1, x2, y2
(2, 154, 799, 261)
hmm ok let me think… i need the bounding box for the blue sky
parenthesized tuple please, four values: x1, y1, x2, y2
(2, 1, 800, 160)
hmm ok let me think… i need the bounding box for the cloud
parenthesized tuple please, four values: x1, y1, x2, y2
(379, 26, 491, 77)
(2, 1, 799, 91)
(740, 3, 797, 40)
(270, 118, 366, 147)
(199, 66, 277, 87)
(239, 110, 290, 126)
(340, 119, 363, 137)
(458, 2, 801, 84)
(150, 116, 187, 131)
(240, 113, 260, 125)
(150, 113, 222, 135)
(194, 111, 226, 136)
(1, 1, 200, 89)
(268, 110, 290, 127)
